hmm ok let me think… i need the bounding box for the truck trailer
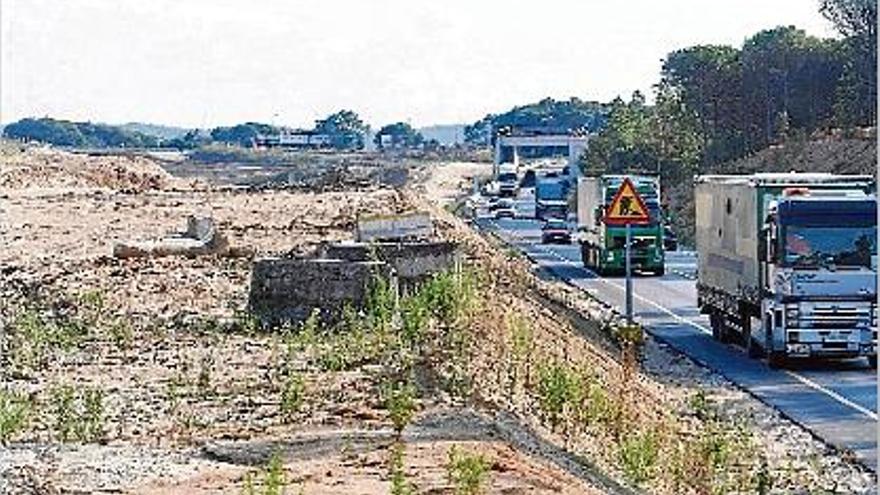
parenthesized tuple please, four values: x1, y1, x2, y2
(695, 173, 877, 367)
(577, 175, 665, 275)
(535, 173, 569, 220)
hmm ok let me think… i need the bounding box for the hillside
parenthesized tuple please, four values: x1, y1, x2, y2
(119, 122, 192, 140)
(667, 135, 877, 247)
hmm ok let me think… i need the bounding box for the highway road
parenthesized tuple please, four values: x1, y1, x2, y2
(475, 190, 878, 470)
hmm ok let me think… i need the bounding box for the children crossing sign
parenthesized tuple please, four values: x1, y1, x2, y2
(604, 177, 651, 226)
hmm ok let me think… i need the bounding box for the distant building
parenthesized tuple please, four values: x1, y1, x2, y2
(255, 130, 332, 149)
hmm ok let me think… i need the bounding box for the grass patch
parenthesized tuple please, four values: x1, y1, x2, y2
(447, 446, 491, 495)
(50, 384, 105, 443)
(0, 390, 31, 442)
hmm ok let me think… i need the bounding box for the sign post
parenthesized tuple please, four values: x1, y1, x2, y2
(603, 177, 651, 325)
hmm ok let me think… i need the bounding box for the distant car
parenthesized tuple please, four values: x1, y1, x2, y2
(541, 218, 571, 244)
(663, 225, 678, 252)
(494, 198, 516, 219)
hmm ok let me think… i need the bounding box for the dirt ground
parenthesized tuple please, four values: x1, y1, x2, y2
(0, 143, 875, 494)
(0, 145, 606, 494)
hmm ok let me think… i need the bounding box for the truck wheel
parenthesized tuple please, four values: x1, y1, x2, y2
(710, 313, 724, 342)
(869, 355, 877, 369)
(655, 266, 665, 277)
(767, 352, 786, 369)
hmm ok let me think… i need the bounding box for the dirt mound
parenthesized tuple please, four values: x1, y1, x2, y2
(0, 141, 177, 192)
(725, 135, 876, 175)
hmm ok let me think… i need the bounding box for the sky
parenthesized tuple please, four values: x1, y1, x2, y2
(0, 0, 838, 129)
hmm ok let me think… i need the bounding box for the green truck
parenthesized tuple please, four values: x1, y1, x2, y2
(576, 175, 665, 275)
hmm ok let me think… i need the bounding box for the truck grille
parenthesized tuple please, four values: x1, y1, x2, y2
(800, 306, 871, 329)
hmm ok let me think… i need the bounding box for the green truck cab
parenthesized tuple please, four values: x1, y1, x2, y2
(576, 175, 665, 276)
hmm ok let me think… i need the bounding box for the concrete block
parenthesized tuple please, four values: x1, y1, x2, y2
(248, 257, 395, 324)
(320, 241, 460, 281)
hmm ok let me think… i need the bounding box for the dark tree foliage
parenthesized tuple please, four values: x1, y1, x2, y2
(820, 0, 877, 126)
(210, 122, 278, 147)
(464, 98, 609, 145)
(373, 122, 424, 150)
(165, 129, 211, 150)
(3, 117, 159, 148)
(315, 110, 370, 150)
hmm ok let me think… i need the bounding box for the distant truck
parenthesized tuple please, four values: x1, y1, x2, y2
(695, 173, 877, 367)
(576, 175, 665, 276)
(535, 173, 569, 220)
(497, 163, 519, 198)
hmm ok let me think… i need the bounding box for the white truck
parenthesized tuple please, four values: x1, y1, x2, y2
(497, 163, 519, 198)
(695, 173, 877, 367)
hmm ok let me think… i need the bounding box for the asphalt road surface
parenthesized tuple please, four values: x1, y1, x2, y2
(476, 189, 878, 470)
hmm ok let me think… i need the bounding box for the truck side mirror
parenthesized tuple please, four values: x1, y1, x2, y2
(594, 206, 603, 226)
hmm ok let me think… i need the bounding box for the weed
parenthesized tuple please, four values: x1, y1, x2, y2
(400, 293, 429, 350)
(618, 430, 659, 486)
(280, 372, 305, 420)
(581, 379, 619, 431)
(535, 363, 581, 432)
(0, 390, 31, 442)
(383, 380, 417, 436)
(447, 446, 490, 495)
(79, 289, 105, 311)
(197, 351, 215, 397)
(51, 385, 77, 442)
(234, 309, 262, 334)
(79, 387, 104, 442)
(9, 309, 58, 370)
(263, 450, 286, 495)
(755, 454, 773, 495)
(507, 313, 533, 391)
(108, 318, 134, 350)
(688, 389, 715, 421)
(50, 384, 104, 443)
(242, 472, 255, 495)
(366, 274, 397, 332)
(420, 269, 479, 328)
(389, 441, 415, 495)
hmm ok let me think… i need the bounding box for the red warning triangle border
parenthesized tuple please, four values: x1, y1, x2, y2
(604, 177, 651, 226)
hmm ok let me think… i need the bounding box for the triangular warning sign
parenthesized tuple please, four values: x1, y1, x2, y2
(604, 177, 651, 225)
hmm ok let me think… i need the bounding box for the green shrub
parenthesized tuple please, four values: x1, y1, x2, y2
(420, 269, 479, 327)
(50, 384, 104, 443)
(263, 450, 286, 495)
(536, 363, 582, 431)
(366, 274, 396, 332)
(9, 309, 86, 370)
(400, 293, 429, 349)
(618, 430, 659, 486)
(383, 380, 417, 435)
(389, 442, 415, 495)
(0, 390, 31, 442)
(447, 446, 490, 495)
(280, 372, 305, 420)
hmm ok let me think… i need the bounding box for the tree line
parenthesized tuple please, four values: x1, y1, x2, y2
(584, 0, 877, 180)
(2, 111, 438, 152)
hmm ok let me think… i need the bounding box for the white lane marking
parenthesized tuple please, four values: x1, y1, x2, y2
(489, 220, 879, 421)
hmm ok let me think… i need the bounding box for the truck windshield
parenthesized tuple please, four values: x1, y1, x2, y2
(782, 226, 877, 269)
(498, 173, 517, 183)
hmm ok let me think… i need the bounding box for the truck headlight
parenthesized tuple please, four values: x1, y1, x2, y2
(785, 308, 798, 319)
